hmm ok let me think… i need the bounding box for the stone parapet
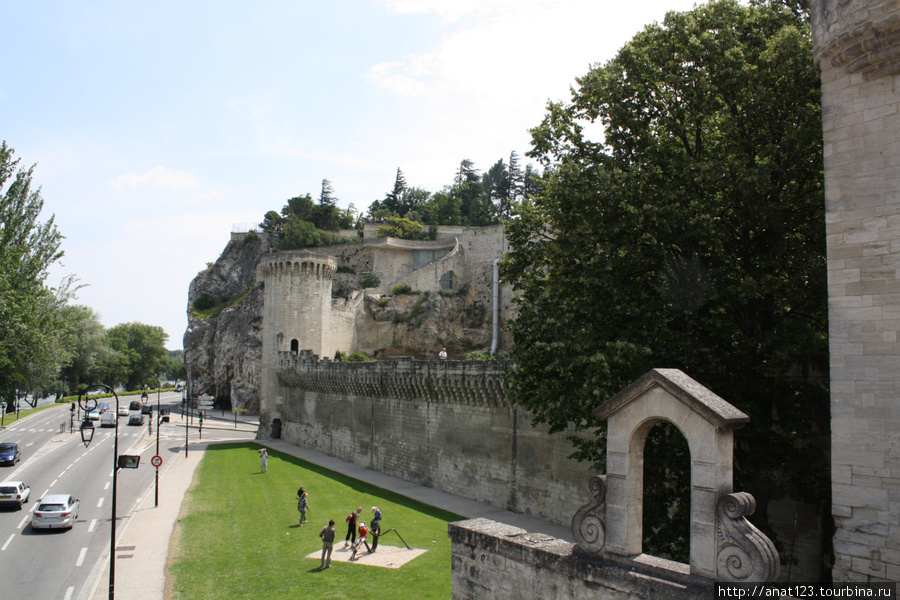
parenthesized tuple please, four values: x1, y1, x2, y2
(276, 352, 510, 406)
(448, 518, 712, 600)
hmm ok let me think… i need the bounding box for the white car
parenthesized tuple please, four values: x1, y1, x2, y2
(32, 494, 79, 530)
(118, 405, 130, 417)
(0, 481, 30, 510)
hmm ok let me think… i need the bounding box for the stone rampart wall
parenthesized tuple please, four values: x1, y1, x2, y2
(448, 519, 711, 600)
(272, 353, 590, 524)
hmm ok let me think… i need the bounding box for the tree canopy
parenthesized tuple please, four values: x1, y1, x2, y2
(503, 0, 827, 559)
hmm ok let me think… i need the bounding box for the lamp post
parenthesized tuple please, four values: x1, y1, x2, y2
(141, 377, 161, 507)
(77, 385, 119, 600)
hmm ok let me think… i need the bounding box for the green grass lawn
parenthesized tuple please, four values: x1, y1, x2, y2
(0, 402, 60, 426)
(168, 443, 462, 600)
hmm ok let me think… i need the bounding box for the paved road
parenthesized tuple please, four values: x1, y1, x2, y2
(0, 392, 199, 600)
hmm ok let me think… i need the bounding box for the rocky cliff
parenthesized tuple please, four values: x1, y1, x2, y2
(183, 232, 271, 411)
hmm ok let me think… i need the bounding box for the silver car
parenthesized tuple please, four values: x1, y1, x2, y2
(31, 494, 79, 530)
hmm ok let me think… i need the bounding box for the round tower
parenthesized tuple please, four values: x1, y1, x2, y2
(258, 251, 336, 434)
(812, 0, 900, 583)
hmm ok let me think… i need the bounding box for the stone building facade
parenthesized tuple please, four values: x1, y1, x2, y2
(811, 0, 900, 582)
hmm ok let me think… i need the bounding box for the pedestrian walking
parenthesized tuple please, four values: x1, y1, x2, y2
(297, 491, 310, 525)
(258, 448, 268, 473)
(370, 506, 383, 551)
(344, 507, 362, 547)
(349, 521, 371, 560)
(319, 520, 336, 568)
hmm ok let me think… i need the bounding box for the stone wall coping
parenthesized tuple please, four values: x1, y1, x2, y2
(364, 236, 460, 251)
(449, 518, 713, 598)
(594, 368, 749, 429)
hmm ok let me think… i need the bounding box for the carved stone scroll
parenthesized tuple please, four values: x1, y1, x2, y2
(716, 492, 780, 583)
(571, 475, 607, 556)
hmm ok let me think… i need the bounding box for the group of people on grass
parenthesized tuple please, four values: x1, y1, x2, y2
(298, 486, 383, 569)
(258, 448, 385, 569)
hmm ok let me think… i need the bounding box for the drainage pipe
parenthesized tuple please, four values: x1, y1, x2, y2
(491, 258, 500, 354)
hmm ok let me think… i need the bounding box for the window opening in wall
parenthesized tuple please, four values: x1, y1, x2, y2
(272, 418, 282, 439)
(440, 270, 454, 290)
(642, 419, 691, 563)
(290, 339, 299, 354)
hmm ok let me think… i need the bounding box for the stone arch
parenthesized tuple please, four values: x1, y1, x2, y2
(290, 339, 299, 354)
(572, 369, 780, 582)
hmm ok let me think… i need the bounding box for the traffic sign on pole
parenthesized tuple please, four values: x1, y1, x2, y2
(151, 455, 163, 468)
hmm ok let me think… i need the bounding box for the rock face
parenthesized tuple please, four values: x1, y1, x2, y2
(183, 232, 272, 411)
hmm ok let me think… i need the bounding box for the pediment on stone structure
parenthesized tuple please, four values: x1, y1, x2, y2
(593, 368, 749, 430)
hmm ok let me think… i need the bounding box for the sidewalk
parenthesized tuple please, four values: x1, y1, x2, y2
(89, 416, 573, 600)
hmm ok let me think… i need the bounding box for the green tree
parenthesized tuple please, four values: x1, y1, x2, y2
(0, 142, 66, 411)
(505, 0, 826, 560)
(104, 322, 169, 391)
(56, 304, 111, 395)
(375, 216, 428, 240)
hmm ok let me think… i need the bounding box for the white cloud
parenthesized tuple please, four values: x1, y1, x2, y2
(110, 165, 200, 190)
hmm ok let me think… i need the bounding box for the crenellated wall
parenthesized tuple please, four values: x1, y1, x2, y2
(264, 352, 591, 525)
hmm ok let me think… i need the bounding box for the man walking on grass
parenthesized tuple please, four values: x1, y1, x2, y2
(319, 520, 336, 568)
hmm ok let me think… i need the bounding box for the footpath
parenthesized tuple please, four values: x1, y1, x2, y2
(86, 411, 573, 600)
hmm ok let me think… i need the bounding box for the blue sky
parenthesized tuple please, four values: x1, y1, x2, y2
(1, 0, 698, 349)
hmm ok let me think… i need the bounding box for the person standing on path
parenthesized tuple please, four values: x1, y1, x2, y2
(438, 347, 447, 360)
(370, 506, 382, 552)
(297, 491, 310, 525)
(344, 507, 361, 547)
(319, 520, 336, 568)
(259, 448, 268, 473)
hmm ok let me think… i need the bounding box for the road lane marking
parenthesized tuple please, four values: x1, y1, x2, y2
(17, 515, 28, 529)
(88, 519, 97, 532)
(1, 534, 13, 551)
(76, 547, 87, 567)
(40, 488, 48, 498)
(97, 498, 104, 508)
(104, 482, 110, 490)
(63, 587, 73, 600)
(59, 470, 67, 478)
(50, 479, 57, 486)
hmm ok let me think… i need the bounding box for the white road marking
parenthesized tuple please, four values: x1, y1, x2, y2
(97, 498, 104, 508)
(63, 587, 74, 600)
(50, 479, 57, 486)
(40, 489, 49, 498)
(59, 470, 67, 478)
(88, 519, 97, 532)
(104, 482, 110, 490)
(17, 515, 29, 529)
(1, 534, 14, 551)
(76, 547, 87, 567)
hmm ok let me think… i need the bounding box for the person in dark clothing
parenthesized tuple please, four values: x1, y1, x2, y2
(319, 520, 336, 568)
(370, 506, 382, 551)
(344, 506, 362, 547)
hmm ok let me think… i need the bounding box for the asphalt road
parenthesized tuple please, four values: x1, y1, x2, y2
(0, 391, 204, 600)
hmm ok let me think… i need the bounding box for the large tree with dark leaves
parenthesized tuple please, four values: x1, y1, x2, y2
(504, 0, 827, 561)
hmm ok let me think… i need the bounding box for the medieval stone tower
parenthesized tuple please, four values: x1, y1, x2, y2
(258, 251, 336, 430)
(812, 0, 900, 582)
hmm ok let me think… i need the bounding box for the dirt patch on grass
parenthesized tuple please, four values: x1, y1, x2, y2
(305, 544, 427, 569)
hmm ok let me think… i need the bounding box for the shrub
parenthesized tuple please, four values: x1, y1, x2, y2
(359, 274, 380, 288)
(342, 351, 371, 362)
(392, 284, 412, 295)
(192, 293, 216, 311)
(377, 297, 390, 308)
(336, 265, 356, 274)
(465, 350, 497, 361)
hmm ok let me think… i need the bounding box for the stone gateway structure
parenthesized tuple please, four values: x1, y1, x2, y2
(812, 0, 900, 583)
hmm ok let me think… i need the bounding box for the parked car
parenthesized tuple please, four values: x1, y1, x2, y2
(117, 405, 129, 417)
(100, 411, 117, 427)
(31, 494, 79, 529)
(0, 481, 30, 509)
(128, 412, 144, 426)
(0, 443, 21, 466)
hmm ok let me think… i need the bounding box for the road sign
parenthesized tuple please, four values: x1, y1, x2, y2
(232, 408, 247, 412)
(151, 455, 163, 468)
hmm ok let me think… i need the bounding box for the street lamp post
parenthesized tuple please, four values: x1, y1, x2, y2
(141, 377, 161, 508)
(77, 384, 124, 600)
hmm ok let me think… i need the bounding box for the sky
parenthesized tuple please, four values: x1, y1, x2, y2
(1, 0, 700, 350)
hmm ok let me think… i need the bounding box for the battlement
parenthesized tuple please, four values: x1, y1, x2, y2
(276, 351, 510, 406)
(259, 252, 336, 280)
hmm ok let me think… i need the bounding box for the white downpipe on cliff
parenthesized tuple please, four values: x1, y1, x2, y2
(491, 258, 500, 355)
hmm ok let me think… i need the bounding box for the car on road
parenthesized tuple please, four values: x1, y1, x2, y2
(0, 443, 21, 466)
(0, 481, 30, 509)
(128, 412, 144, 426)
(100, 411, 117, 427)
(83, 410, 101, 423)
(128, 400, 142, 412)
(31, 494, 79, 530)
(117, 405, 129, 417)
